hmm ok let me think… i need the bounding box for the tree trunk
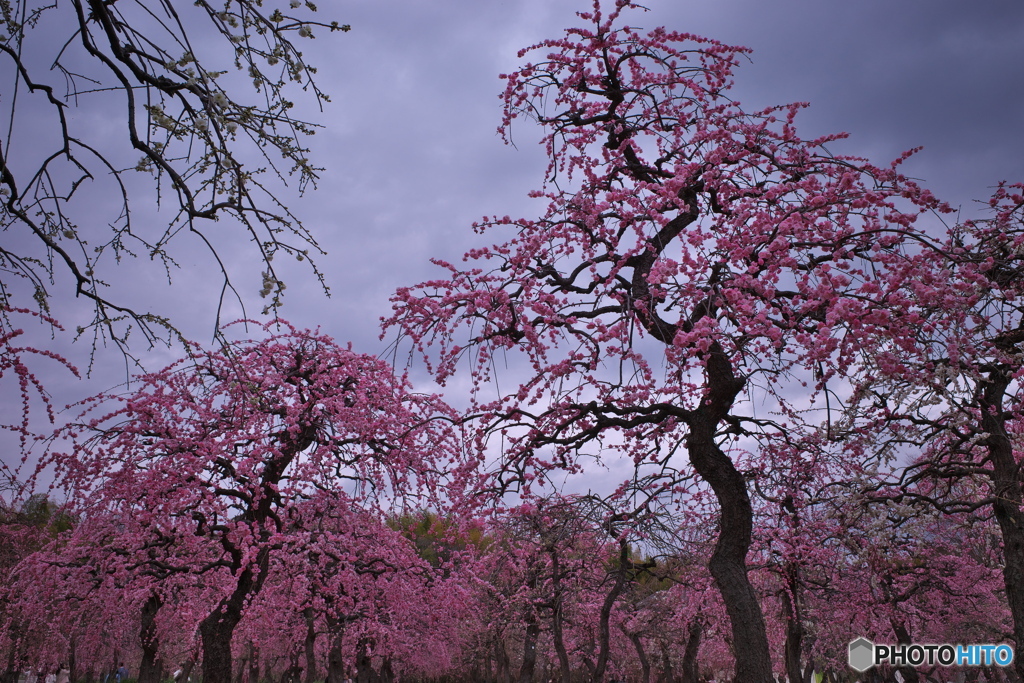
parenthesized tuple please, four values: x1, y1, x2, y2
(549, 554, 572, 683)
(627, 631, 651, 683)
(200, 608, 242, 683)
(679, 619, 702, 683)
(551, 604, 572, 683)
(517, 612, 541, 683)
(687, 350, 773, 683)
(138, 594, 164, 683)
(326, 631, 345, 683)
(689, 438, 773, 683)
(280, 652, 302, 683)
(593, 541, 630, 683)
(981, 373, 1024, 683)
(781, 586, 802, 683)
(68, 637, 78, 683)
(177, 657, 197, 683)
(199, 555, 269, 683)
(889, 620, 918, 683)
(581, 656, 596, 682)
(304, 609, 317, 683)
(495, 639, 511, 683)
(355, 638, 375, 683)
(659, 642, 675, 683)
(3, 619, 23, 683)
(482, 649, 494, 683)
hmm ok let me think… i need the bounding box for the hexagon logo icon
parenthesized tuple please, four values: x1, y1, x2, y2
(849, 638, 875, 672)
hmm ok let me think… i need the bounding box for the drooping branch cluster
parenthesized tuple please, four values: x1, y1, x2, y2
(0, 0, 349, 349)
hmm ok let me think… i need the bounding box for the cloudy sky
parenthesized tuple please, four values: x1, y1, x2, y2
(289, 0, 1024, 355)
(3, 0, 1024, 488)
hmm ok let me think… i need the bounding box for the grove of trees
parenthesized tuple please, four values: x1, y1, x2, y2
(2, 1, 1022, 683)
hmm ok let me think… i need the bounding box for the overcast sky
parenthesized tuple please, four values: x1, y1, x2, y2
(4, 0, 1024, 490)
(291, 0, 1024, 355)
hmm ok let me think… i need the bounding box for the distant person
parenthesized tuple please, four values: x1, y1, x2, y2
(115, 665, 128, 683)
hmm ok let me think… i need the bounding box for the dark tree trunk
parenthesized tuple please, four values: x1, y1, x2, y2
(593, 541, 630, 683)
(781, 586, 802, 683)
(549, 553, 572, 683)
(494, 639, 511, 683)
(688, 433, 773, 683)
(686, 347, 773, 683)
(679, 619, 703, 683)
(484, 652, 494, 683)
(355, 638, 376, 683)
(517, 612, 541, 683)
(177, 657, 197, 683)
(326, 631, 345, 683)
(199, 554, 270, 683)
(552, 621, 571, 683)
(138, 594, 164, 683)
(627, 198, 771, 680)
(659, 642, 675, 683)
(304, 609, 317, 683)
(280, 652, 302, 683)
(3, 619, 23, 683)
(627, 631, 651, 683)
(198, 415, 314, 683)
(200, 607, 242, 683)
(68, 637, 78, 683)
(980, 373, 1024, 683)
(581, 655, 596, 682)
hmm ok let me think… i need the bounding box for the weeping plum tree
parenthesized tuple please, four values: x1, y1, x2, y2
(843, 182, 1024, 679)
(36, 321, 464, 683)
(388, 1, 945, 680)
